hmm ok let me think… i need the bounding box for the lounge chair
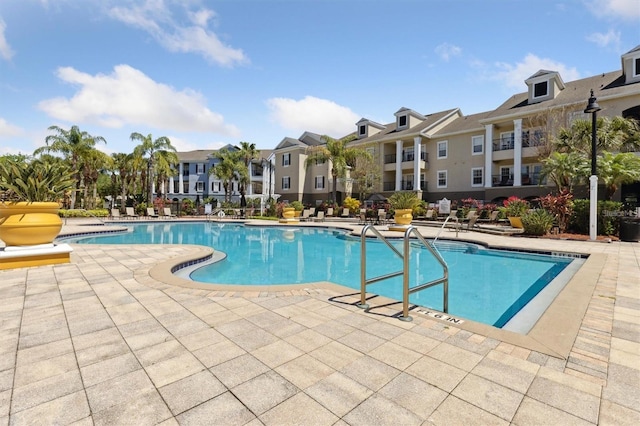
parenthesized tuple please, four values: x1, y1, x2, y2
(326, 207, 334, 217)
(125, 207, 138, 220)
(377, 209, 388, 225)
(300, 209, 311, 222)
(341, 208, 350, 218)
(313, 211, 325, 222)
(424, 209, 435, 220)
(359, 211, 367, 225)
(478, 210, 499, 224)
(110, 209, 121, 220)
(163, 207, 176, 219)
(204, 204, 212, 218)
(462, 215, 479, 231)
(146, 207, 158, 218)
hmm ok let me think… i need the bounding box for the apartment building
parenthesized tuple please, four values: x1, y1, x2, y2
(273, 45, 640, 206)
(163, 145, 274, 204)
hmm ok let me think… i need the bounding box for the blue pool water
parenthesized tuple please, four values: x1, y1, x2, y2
(65, 223, 575, 328)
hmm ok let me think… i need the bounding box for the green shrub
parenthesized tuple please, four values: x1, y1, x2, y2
(59, 209, 109, 218)
(570, 199, 623, 236)
(522, 209, 555, 236)
(290, 200, 304, 211)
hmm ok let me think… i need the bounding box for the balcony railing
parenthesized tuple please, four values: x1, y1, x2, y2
(492, 173, 546, 187)
(382, 181, 427, 191)
(493, 137, 514, 151)
(384, 152, 428, 164)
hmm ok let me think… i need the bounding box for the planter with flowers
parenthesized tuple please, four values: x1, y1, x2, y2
(388, 191, 420, 229)
(503, 196, 529, 229)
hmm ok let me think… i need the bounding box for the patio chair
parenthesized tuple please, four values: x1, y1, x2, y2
(359, 211, 367, 225)
(163, 207, 176, 219)
(424, 209, 435, 220)
(341, 208, 350, 218)
(461, 215, 479, 231)
(377, 209, 388, 225)
(125, 207, 138, 220)
(110, 209, 121, 220)
(326, 207, 334, 217)
(300, 209, 311, 222)
(478, 210, 499, 224)
(313, 211, 325, 222)
(204, 203, 212, 218)
(146, 207, 158, 219)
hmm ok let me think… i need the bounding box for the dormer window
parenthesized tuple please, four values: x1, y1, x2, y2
(533, 81, 548, 98)
(621, 46, 640, 84)
(398, 115, 407, 128)
(358, 125, 366, 136)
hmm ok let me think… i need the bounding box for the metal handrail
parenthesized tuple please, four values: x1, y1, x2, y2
(434, 215, 458, 242)
(359, 224, 449, 321)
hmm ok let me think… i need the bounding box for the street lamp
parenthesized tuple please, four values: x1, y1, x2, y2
(584, 89, 601, 241)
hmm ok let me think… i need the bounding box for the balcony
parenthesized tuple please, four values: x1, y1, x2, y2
(384, 152, 428, 164)
(382, 180, 426, 191)
(491, 173, 546, 187)
(492, 137, 514, 152)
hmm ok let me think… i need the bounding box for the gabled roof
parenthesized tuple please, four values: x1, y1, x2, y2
(525, 69, 565, 90)
(176, 150, 215, 162)
(356, 118, 386, 129)
(394, 107, 426, 120)
(352, 108, 460, 144)
(432, 110, 494, 137)
(274, 137, 306, 150)
(483, 69, 639, 122)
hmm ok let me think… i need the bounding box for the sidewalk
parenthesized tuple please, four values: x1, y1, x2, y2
(0, 219, 638, 425)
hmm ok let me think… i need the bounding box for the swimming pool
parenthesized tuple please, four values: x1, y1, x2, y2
(65, 222, 579, 329)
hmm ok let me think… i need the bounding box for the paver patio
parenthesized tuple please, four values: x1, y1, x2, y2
(0, 218, 638, 425)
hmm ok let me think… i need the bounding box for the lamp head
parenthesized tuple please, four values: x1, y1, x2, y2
(584, 89, 601, 114)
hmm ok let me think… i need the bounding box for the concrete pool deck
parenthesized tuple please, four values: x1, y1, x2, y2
(0, 218, 638, 425)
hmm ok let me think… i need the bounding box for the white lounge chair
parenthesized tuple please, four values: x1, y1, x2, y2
(125, 207, 138, 220)
(163, 207, 176, 219)
(313, 211, 325, 222)
(110, 209, 121, 220)
(146, 207, 158, 218)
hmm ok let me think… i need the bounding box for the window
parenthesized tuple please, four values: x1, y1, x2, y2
(282, 177, 290, 189)
(211, 182, 221, 192)
(634, 57, 640, 77)
(182, 163, 190, 177)
(196, 181, 204, 192)
(398, 115, 407, 127)
(173, 180, 179, 193)
(472, 135, 484, 155)
(315, 158, 325, 166)
(182, 182, 190, 193)
(471, 168, 483, 187)
(437, 170, 447, 188)
(358, 125, 366, 136)
(533, 81, 548, 98)
(314, 176, 325, 189)
(196, 163, 204, 174)
(405, 147, 414, 162)
(437, 141, 448, 159)
(282, 153, 291, 166)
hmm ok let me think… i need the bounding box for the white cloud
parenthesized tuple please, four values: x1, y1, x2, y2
(37, 64, 241, 137)
(435, 43, 461, 62)
(493, 53, 581, 90)
(0, 117, 23, 138)
(0, 18, 15, 61)
(586, 29, 621, 49)
(168, 135, 226, 152)
(587, 0, 640, 20)
(108, 1, 247, 67)
(266, 96, 360, 137)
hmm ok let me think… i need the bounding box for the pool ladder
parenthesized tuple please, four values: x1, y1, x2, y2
(358, 225, 449, 322)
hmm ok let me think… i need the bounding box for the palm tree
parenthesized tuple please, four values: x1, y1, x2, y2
(209, 148, 243, 203)
(153, 149, 179, 200)
(111, 153, 135, 212)
(304, 134, 369, 204)
(598, 151, 640, 200)
(540, 151, 589, 193)
(237, 142, 259, 209)
(35, 125, 106, 209)
(81, 149, 112, 209)
(130, 133, 176, 204)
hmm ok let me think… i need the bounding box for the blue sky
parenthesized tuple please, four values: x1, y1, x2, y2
(0, 0, 639, 156)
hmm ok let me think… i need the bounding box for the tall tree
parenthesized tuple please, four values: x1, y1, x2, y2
(130, 133, 176, 204)
(35, 125, 106, 209)
(238, 141, 259, 198)
(209, 148, 244, 203)
(304, 134, 369, 204)
(111, 153, 134, 212)
(598, 151, 640, 200)
(81, 149, 112, 209)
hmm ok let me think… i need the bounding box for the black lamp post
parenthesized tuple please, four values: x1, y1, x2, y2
(584, 89, 601, 240)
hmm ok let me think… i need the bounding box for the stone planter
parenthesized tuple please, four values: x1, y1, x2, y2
(393, 209, 414, 226)
(0, 202, 63, 246)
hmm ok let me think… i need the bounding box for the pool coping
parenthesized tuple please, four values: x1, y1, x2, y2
(145, 238, 602, 361)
